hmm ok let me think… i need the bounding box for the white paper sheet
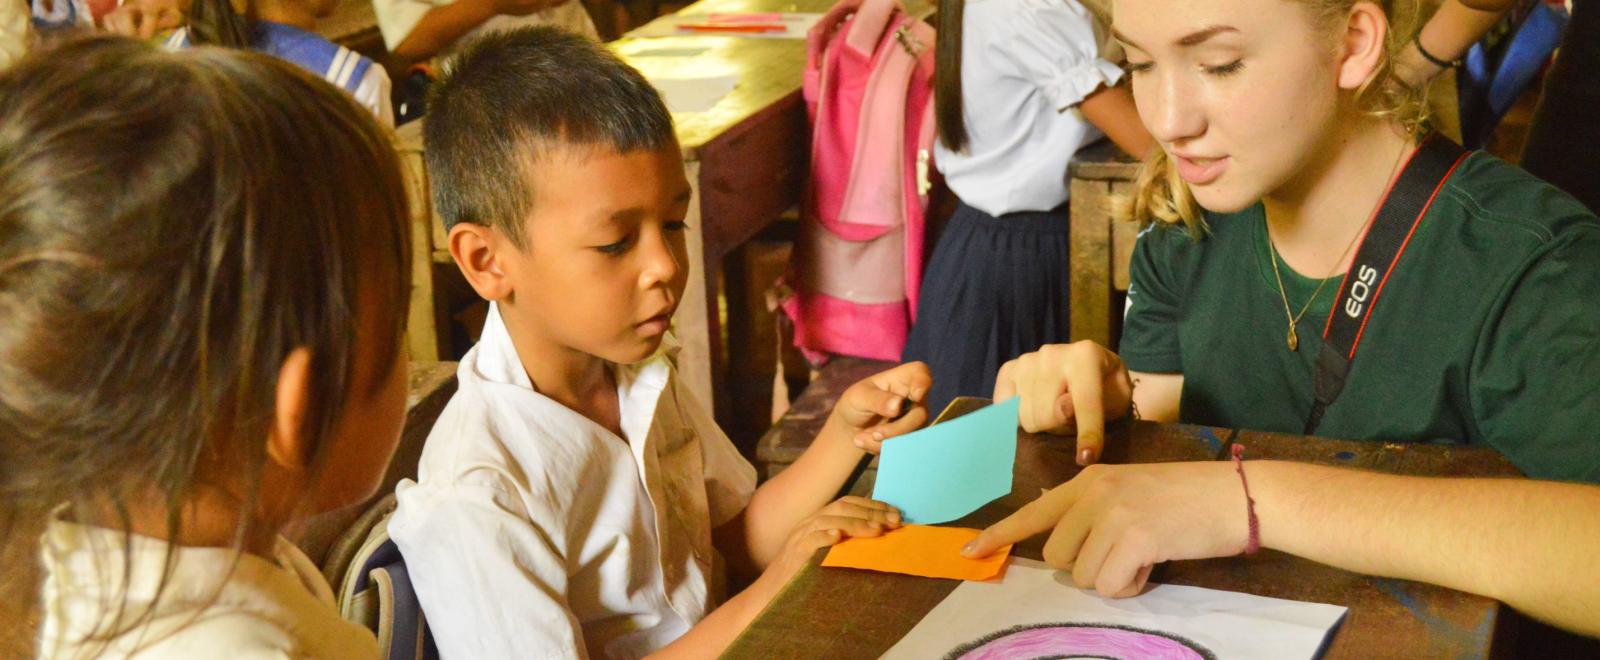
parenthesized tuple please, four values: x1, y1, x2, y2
(647, 74, 738, 113)
(626, 13, 823, 40)
(884, 558, 1348, 660)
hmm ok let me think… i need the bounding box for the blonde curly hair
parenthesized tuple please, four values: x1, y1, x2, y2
(1129, 0, 1433, 235)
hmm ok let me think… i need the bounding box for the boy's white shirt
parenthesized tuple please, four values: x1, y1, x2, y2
(37, 516, 378, 659)
(388, 303, 758, 659)
(373, 0, 598, 55)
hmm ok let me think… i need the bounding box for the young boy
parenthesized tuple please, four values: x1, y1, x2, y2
(388, 27, 933, 658)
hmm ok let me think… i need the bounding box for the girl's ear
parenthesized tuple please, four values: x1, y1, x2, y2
(1337, 1, 1389, 91)
(450, 223, 515, 302)
(265, 347, 315, 471)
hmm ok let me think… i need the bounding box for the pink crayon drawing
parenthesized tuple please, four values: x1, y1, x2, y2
(947, 622, 1217, 660)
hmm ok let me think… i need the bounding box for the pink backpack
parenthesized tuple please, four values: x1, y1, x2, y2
(780, 0, 936, 363)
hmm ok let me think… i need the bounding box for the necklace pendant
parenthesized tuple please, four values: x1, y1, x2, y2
(1287, 326, 1299, 352)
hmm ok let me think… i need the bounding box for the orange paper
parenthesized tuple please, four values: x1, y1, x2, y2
(821, 525, 1012, 581)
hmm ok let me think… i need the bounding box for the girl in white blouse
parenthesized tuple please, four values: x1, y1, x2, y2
(3, 39, 411, 659)
(903, 0, 1154, 414)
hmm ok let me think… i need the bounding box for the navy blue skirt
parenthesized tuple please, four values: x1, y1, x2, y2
(903, 201, 1071, 415)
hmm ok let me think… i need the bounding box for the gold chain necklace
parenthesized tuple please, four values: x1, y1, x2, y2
(1266, 141, 1408, 352)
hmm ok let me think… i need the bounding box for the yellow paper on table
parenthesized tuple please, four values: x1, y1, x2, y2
(821, 525, 1012, 581)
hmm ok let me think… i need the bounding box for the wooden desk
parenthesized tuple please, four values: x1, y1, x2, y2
(1067, 140, 1142, 349)
(613, 0, 931, 443)
(732, 398, 1522, 659)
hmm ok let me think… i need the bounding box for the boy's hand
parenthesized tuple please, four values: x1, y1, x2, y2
(766, 497, 902, 583)
(831, 362, 933, 454)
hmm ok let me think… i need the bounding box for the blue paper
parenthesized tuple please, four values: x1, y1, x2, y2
(871, 397, 1020, 524)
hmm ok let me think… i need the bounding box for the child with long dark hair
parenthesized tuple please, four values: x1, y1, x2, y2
(0, 36, 410, 657)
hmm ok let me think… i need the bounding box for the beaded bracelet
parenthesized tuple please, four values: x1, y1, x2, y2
(1231, 444, 1261, 555)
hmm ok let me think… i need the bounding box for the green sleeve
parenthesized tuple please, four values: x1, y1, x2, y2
(1120, 223, 1187, 373)
(1470, 226, 1600, 482)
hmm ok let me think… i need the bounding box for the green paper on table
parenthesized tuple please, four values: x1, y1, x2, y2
(871, 397, 1019, 524)
(822, 525, 1012, 581)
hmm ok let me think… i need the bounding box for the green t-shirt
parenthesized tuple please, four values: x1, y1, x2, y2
(1121, 152, 1600, 482)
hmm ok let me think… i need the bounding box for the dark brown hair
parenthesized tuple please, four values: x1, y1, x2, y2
(934, 0, 968, 151)
(0, 36, 410, 648)
(424, 26, 675, 248)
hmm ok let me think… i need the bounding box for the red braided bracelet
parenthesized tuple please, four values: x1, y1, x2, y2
(1231, 443, 1261, 555)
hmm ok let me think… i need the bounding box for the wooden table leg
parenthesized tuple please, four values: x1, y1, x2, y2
(1069, 177, 1115, 347)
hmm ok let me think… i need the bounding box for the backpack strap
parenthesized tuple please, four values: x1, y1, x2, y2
(1304, 135, 1469, 435)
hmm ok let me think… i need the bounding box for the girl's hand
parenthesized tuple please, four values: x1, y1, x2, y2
(830, 362, 933, 454)
(765, 497, 903, 584)
(962, 462, 1249, 597)
(993, 341, 1133, 465)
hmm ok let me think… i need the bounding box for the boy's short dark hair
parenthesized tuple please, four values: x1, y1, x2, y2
(424, 27, 676, 247)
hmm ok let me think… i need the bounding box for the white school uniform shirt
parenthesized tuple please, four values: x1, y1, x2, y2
(165, 21, 394, 127)
(372, 0, 597, 56)
(388, 303, 757, 659)
(933, 0, 1125, 216)
(37, 517, 378, 659)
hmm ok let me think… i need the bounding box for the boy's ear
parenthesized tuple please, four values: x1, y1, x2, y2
(1337, 2, 1388, 91)
(266, 347, 315, 471)
(450, 223, 515, 302)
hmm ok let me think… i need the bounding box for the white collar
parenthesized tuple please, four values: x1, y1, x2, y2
(470, 303, 678, 447)
(39, 517, 375, 655)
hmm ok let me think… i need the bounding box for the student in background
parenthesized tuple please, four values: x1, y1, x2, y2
(0, 37, 410, 658)
(982, 0, 1600, 479)
(1394, 0, 1600, 214)
(388, 27, 933, 658)
(901, 0, 1154, 415)
(374, 0, 596, 65)
(1391, 0, 1512, 89)
(165, 0, 394, 126)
